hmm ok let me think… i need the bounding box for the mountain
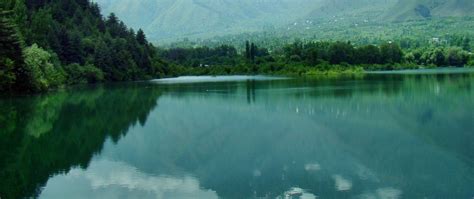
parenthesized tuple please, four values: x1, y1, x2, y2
(305, 0, 474, 22)
(95, 0, 323, 42)
(385, 0, 474, 21)
(94, 0, 474, 43)
(307, 0, 397, 19)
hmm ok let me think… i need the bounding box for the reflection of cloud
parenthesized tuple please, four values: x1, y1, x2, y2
(282, 187, 317, 199)
(304, 163, 321, 171)
(359, 187, 402, 199)
(355, 163, 378, 181)
(333, 175, 352, 191)
(39, 159, 218, 199)
(253, 169, 262, 177)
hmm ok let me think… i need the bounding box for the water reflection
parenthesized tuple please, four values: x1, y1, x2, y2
(1, 72, 473, 199)
(40, 159, 218, 199)
(0, 83, 162, 199)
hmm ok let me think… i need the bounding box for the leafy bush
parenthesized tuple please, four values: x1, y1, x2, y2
(23, 44, 66, 91)
(468, 55, 474, 67)
(445, 47, 469, 67)
(64, 63, 104, 84)
(0, 58, 16, 91)
(290, 55, 302, 62)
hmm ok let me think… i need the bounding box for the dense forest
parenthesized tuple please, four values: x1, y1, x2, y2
(1, 0, 473, 93)
(0, 0, 165, 92)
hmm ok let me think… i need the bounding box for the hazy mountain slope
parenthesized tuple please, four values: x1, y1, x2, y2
(93, 0, 169, 27)
(95, 0, 473, 43)
(95, 0, 323, 41)
(308, 0, 397, 19)
(385, 0, 474, 21)
(433, 0, 474, 17)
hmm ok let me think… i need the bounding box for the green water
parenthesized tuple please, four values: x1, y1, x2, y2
(1, 70, 473, 199)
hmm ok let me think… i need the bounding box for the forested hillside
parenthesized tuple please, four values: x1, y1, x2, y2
(0, 0, 166, 92)
(96, 0, 474, 43)
(95, 0, 323, 42)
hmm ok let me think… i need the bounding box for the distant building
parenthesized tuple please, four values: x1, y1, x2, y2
(429, 37, 448, 45)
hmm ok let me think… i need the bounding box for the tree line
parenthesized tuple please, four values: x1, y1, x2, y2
(159, 40, 473, 76)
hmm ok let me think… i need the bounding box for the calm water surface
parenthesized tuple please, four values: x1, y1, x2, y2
(1, 70, 473, 199)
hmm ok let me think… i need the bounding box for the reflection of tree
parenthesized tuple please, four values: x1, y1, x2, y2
(385, 73, 474, 164)
(246, 80, 256, 104)
(0, 83, 161, 199)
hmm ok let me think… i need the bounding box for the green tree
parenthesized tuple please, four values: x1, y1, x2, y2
(462, 37, 471, 52)
(468, 55, 474, 66)
(23, 44, 65, 91)
(63, 63, 104, 84)
(380, 42, 403, 64)
(446, 47, 469, 67)
(250, 42, 257, 62)
(0, 58, 16, 90)
(56, 27, 83, 65)
(283, 41, 303, 60)
(329, 41, 354, 64)
(0, 9, 23, 91)
(27, 8, 54, 48)
(245, 41, 250, 60)
(12, 0, 27, 35)
(430, 48, 446, 66)
(136, 29, 147, 45)
(355, 45, 381, 64)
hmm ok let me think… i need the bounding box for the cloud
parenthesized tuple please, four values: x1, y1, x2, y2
(304, 163, 321, 171)
(39, 159, 218, 199)
(359, 187, 402, 199)
(333, 174, 352, 191)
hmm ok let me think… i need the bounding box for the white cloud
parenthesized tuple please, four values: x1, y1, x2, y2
(359, 187, 402, 199)
(39, 159, 218, 199)
(333, 175, 352, 191)
(304, 163, 321, 171)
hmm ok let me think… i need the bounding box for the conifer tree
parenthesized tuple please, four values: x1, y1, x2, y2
(245, 40, 250, 60)
(0, 9, 24, 90)
(136, 29, 147, 45)
(250, 42, 257, 62)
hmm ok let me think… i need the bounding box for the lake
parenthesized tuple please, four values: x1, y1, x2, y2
(1, 69, 473, 199)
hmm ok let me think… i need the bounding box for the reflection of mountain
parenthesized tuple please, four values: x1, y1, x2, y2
(0, 83, 162, 199)
(49, 73, 472, 198)
(193, 75, 471, 198)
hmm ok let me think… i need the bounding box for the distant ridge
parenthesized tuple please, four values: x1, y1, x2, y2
(95, 0, 322, 41)
(384, 0, 474, 21)
(94, 0, 474, 42)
